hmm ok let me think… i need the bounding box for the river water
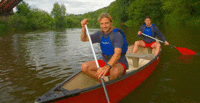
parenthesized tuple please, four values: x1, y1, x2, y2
(0, 26, 199, 103)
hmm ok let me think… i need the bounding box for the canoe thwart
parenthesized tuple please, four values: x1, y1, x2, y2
(126, 53, 155, 68)
(126, 53, 155, 60)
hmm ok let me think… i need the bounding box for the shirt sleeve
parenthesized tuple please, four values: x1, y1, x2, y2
(154, 26, 166, 42)
(137, 26, 143, 37)
(139, 26, 143, 31)
(114, 31, 124, 49)
(90, 30, 101, 43)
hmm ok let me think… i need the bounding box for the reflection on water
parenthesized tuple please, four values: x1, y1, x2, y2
(119, 25, 200, 103)
(0, 28, 101, 102)
(178, 55, 194, 64)
(0, 26, 200, 103)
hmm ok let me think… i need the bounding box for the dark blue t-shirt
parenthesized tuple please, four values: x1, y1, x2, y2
(90, 30, 129, 69)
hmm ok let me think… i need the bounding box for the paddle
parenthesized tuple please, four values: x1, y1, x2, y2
(142, 33, 196, 55)
(85, 25, 111, 103)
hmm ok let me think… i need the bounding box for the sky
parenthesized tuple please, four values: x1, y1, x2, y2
(15, 0, 115, 14)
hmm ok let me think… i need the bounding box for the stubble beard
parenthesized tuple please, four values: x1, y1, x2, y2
(103, 27, 111, 34)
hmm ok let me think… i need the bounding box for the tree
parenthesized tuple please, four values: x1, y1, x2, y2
(126, 0, 163, 26)
(9, 14, 28, 30)
(16, 1, 31, 16)
(162, 0, 200, 25)
(51, 2, 67, 29)
(108, 0, 129, 26)
(9, 1, 55, 30)
(27, 9, 54, 30)
(61, 4, 67, 17)
(51, 3, 61, 18)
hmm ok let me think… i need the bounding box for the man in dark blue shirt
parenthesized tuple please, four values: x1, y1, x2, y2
(80, 13, 128, 81)
(132, 16, 169, 55)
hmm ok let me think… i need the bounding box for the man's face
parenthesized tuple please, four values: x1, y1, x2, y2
(100, 17, 112, 34)
(144, 18, 151, 26)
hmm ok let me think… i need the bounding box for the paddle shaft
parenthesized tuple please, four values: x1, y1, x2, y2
(85, 25, 99, 68)
(141, 33, 175, 48)
(85, 25, 111, 103)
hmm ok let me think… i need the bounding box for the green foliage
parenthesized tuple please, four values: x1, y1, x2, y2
(0, 20, 10, 33)
(51, 2, 67, 29)
(8, 1, 67, 31)
(191, 0, 200, 16)
(162, 0, 200, 25)
(27, 9, 54, 30)
(16, 1, 31, 16)
(108, 0, 200, 26)
(162, 0, 190, 24)
(108, 0, 129, 27)
(65, 14, 82, 28)
(124, 20, 135, 27)
(64, 7, 109, 28)
(9, 14, 28, 30)
(51, 3, 61, 18)
(82, 7, 109, 28)
(187, 16, 200, 25)
(126, 0, 163, 26)
(9, 9, 54, 30)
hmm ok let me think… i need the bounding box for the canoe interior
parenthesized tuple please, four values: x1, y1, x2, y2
(62, 71, 99, 90)
(61, 45, 155, 91)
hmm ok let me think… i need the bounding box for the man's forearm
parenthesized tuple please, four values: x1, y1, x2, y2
(157, 31, 166, 42)
(80, 28, 88, 42)
(155, 27, 166, 42)
(107, 53, 121, 67)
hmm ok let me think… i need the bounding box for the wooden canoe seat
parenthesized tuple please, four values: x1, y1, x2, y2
(103, 47, 154, 81)
(126, 52, 155, 68)
(146, 47, 152, 54)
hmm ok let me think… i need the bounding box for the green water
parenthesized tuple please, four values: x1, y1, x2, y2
(120, 25, 200, 103)
(0, 25, 199, 103)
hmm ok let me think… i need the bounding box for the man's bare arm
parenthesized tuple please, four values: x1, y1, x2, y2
(80, 28, 89, 42)
(107, 48, 122, 67)
(80, 19, 89, 42)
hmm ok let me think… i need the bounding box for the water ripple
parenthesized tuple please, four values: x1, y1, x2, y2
(0, 29, 101, 102)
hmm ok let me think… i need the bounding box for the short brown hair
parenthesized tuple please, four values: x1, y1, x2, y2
(98, 13, 112, 22)
(144, 16, 151, 20)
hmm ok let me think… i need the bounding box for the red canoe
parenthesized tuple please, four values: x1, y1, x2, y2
(35, 46, 161, 103)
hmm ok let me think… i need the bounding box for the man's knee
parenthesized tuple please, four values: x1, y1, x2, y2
(152, 43, 161, 49)
(156, 43, 161, 48)
(111, 67, 123, 75)
(134, 41, 140, 46)
(81, 62, 89, 72)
